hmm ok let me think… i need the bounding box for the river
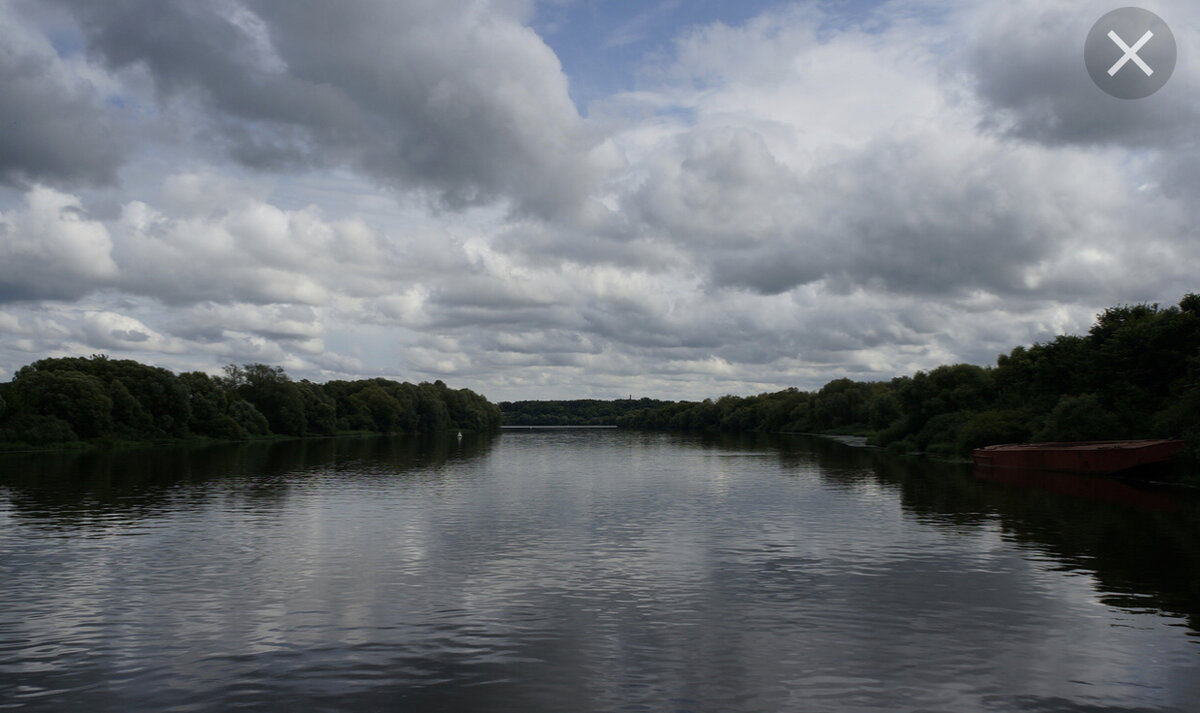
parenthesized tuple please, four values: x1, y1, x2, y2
(1, 430, 1198, 712)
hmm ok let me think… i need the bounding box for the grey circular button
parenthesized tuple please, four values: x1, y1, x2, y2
(1085, 7, 1176, 99)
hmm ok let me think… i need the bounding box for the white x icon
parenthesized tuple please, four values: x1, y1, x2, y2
(1107, 29, 1155, 77)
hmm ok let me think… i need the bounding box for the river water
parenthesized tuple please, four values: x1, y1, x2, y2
(1, 430, 1197, 712)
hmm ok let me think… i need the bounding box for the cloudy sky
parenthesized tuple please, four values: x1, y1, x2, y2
(1, 0, 1197, 400)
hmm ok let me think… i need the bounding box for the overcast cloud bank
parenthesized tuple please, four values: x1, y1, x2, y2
(1, 0, 1197, 399)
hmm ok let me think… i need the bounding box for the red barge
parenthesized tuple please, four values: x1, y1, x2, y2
(972, 440, 1186, 475)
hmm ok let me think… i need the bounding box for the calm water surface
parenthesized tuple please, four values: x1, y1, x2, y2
(1, 431, 1198, 712)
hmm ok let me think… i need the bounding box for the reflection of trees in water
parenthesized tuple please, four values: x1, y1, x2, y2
(966, 471, 1200, 633)
(670, 432, 1200, 636)
(829, 442, 1200, 638)
(0, 433, 498, 530)
(705, 433, 1200, 637)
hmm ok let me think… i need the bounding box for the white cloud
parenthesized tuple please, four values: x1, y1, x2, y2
(0, 186, 118, 300)
(104, 174, 478, 307)
(81, 310, 184, 353)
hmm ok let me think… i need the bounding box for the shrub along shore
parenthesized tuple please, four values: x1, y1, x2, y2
(0, 359, 501, 451)
(615, 294, 1200, 462)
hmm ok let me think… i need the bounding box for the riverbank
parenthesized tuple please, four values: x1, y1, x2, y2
(0, 429, 488, 456)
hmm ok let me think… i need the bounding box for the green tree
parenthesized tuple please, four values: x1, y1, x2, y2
(349, 384, 404, 432)
(956, 409, 1031, 452)
(108, 378, 153, 438)
(9, 368, 113, 439)
(1034, 394, 1124, 442)
(223, 364, 306, 436)
(868, 390, 901, 430)
(299, 380, 337, 436)
(227, 399, 270, 436)
(0, 414, 78, 446)
(1154, 385, 1200, 444)
(179, 371, 248, 439)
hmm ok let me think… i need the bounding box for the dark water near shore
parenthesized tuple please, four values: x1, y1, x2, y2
(1, 431, 1198, 712)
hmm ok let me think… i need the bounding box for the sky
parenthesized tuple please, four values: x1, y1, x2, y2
(1, 0, 1198, 401)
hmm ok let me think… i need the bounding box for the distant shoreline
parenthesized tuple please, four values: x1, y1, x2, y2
(501, 425, 618, 430)
(797, 433, 874, 448)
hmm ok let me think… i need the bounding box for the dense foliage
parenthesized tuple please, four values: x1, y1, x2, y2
(0, 357, 501, 449)
(617, 295, 1200, 457)
(500, 398, 675, 426)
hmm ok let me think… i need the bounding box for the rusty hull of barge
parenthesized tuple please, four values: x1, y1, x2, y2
(972, 440, 1186, 475)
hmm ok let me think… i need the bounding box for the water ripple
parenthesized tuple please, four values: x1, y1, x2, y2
(1, 434, 1197, 712)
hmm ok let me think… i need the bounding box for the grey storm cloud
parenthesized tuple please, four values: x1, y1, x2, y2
(50, 0, 611, 218)
(620, 128, 1072, 298)
(0, 10, 128, 187)
(961, 2, 1200, 148)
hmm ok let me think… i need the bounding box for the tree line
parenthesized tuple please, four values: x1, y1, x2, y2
(500, 397, 674, 426)
(0, 357, 501, 449)
(617, 294, 1200, 458)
